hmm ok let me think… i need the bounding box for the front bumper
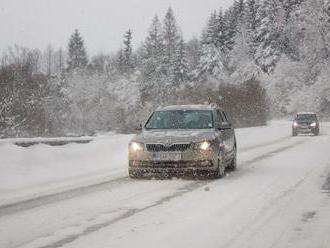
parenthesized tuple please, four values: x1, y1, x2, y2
(128, 143, 222, 177)
(293, 126, 318, 133)
(129, 160, 217, 177)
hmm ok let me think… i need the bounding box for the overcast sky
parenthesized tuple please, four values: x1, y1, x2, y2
(0, 0, 234, 56)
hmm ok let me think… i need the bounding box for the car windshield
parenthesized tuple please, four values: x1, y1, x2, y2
(145, 110, 214, 129)
(295, 114, 317, 121)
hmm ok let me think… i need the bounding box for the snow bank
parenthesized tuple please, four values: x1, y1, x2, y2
(0, 134, 133, 193)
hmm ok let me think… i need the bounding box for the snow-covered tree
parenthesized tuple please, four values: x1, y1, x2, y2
(139, 15, 164, 101)
(67, 29, 88, 72)
(201, 11, 219, 46)
(233, 0, 246, 24)
(162, 7, 180, 79)
(144, 15, 164, 60)
(254, 0, 282, 73)
(197, 9, 230, 80)
(243, 0, 261, 55)
(197, 43, 229, 81)
(281, 0, 305, 20)
(186, 37, 201, 72)
(173, 36, 190, 84)
(122, 29, 135, 74)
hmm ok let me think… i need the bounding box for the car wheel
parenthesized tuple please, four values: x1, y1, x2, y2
(214, 159, 225, 179)
(292, 129, 298, 136)
(227, 147, 237, 171)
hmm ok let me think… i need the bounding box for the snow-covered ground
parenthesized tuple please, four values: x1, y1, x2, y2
(0, 133, 133, 204)
(1, 121, 330, 248)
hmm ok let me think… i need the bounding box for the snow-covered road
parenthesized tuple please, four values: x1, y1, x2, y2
(1, 121, 330, 248)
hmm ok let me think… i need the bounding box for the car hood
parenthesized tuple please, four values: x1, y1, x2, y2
(132, 129, 218, 144)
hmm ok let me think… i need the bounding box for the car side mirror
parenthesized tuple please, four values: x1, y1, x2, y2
(135, 124, 143, 131)
(219, 122, 232, 130)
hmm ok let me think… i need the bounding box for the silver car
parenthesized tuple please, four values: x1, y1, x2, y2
(128, 104, 237, 178)
(292, 112, 319, 136)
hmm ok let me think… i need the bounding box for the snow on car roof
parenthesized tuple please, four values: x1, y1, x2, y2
(157, 104, 221, 111)
(296, 112, 316, 115)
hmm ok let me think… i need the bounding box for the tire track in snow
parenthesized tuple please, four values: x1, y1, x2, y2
(0, 136, 305, 218)
(20, 181, 209, 248)
(239, 135, 290, 153)
(0, 177, 130, 217)
(20, 139, 311, 248)
(242, 139, 306, 167)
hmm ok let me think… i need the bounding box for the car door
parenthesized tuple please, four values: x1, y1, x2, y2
(215, 109, 231, 161)
(220, 110, 235, 161)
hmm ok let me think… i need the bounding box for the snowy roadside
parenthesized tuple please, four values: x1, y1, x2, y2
(0, 121, 292, 206)
(0, 134, 134, 205)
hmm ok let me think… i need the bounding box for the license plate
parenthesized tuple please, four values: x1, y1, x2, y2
(150, 152, 181, 161)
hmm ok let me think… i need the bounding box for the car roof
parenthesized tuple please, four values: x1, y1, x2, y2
(156, 104, 222, 111)
(296, 112, 316, 115)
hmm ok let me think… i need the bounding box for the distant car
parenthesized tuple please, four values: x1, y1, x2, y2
(128, 104, 237, 179)
(292, 112, 319, 136)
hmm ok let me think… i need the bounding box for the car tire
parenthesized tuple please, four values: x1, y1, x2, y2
(214, 159, 225, 179)
(292, 129, 298, 136)
(227, 147, 237, 171)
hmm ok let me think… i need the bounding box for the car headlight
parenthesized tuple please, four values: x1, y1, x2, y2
(293, 122, 298, 127)
(194, 141, 212, 150)
(310, 122, 316, 127)
(130, 142, 144, 152)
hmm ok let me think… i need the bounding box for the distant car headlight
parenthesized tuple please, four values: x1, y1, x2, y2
(194, 141, 212, 150)
(293, 122, 298, 127)
(310, 122, 317, 127)
(130, 142, 144, 152)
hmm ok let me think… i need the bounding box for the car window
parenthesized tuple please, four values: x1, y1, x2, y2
(221, 111, 228, 123)
(145, 110, 214, 129)
(295, 114, 317, 121)
(216, 110, 224, 123)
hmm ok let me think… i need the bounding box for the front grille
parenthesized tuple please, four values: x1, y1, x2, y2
(147, 161, 192, 168)
(130, 160, 213, 168)
(146, 143, 191, 152)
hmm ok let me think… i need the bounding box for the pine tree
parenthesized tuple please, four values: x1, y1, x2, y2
(122, 29, 134, 74)
(234, 0, 246, 24)
(244, 0, 261, 55)
(224, 7, 238, 51)
(144, 15, 164, 59)
(186, 38, 201, 72)
(254, 0, 282, 73)
(201, 11, 218, 46)
(138, 15, 165, 104)
(281, 0, 305, 21)
(67, 29, 88, 72)
(197, 9, 229, 80)
(173, 36, 189, 84)
(140, 15, 164, 84)
(245, 0, 260, 31)
(116, 48, 125, 74)
(197, 44, 227, 81)
(162, 7, 180, 78)
(216, 9, 229, 53)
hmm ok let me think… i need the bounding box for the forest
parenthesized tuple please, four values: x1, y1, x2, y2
(0, 0, 329, 137)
